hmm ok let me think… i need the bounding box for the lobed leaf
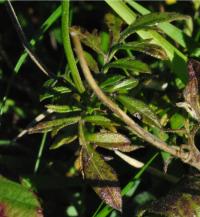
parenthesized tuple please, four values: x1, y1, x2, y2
(103, 58, 151, 75)
(120, 12, 189, 41)
(85, 132, 135, 152)
(117, 95, 161, 128)
(0, 176, 43, 217)
(28, 116, 81, 134)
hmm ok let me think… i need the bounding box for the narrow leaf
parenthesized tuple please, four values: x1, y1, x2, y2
(86, 132, 135, 152)
(45, 104, 81, 113)
(81, 146, 122, 211)
(79, 122, 122, 211)
(120, 12, 189, 41)
(28, 116, 81, 134)
(100, 75, 125, 88)
(117, 95, 161, 128)
(105, 78, 139, 93)
(103, 58, 151, 75)
(111, 39, 168, 60)
(50, 135, 77, 150)
(84, 115, 117, 127)
(0, 176, 43, 217)
(104, 13, 123, 43)
(40, 86, 71, 102)
(84, 50, 100, 73)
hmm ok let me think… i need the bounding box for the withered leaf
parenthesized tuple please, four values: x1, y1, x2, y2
(71, 26, 104, 55)
(80, 145, 122, 211)
(177, 59, 200, 122)
(104, 13, 123, 43)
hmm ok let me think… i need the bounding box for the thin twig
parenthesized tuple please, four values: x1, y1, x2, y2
(6, 0, 55, 78)
(70, 30, 187, 160)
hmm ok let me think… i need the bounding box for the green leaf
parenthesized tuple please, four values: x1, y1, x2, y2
(0, 176, 43, 217)
(50, 134, 77, 150)
(40, 86, 71, 102)
(170, 113, 185, 129)
(117, 95, 161, 128)
(100, 75, 125, 88)
(120, 12, 189, 41)
(75, 27, 104, 55)
(103, 58, 151, 75)
(28, 116, 81, 134)
(111, 39, 168, 60)
(84, 115, 116, 127)
(104, 13, 123, 43)
(152, 127, 168, 142)
(106, 78, 139, 93)
(105, 0, 188, 84)
(79, 122, 122, 211)
(100, 75, 138, 93)
(81, 146, 122, 211)
(84, 51, 100, 73)
(85, 132, 135, 152)
(45, 104, 81, 113)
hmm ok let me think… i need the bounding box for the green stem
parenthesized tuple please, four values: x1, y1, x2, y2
(34, 133, 47, 173)
(61, 0, 85, 93)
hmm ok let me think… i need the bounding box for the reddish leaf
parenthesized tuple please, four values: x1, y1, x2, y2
(177, 59, 200, 121)
(80, 146, 122, 211)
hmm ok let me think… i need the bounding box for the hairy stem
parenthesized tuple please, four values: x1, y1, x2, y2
(70, 30, 189, 161)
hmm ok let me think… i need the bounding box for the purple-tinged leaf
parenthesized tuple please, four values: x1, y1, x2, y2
(86, 132, 135, 152)
(79, 122, 122, 211)
(177, 59, 200, 121)
(0, 176, 43, 217)
(80, 146, 122, 211)
(28, 116, 81, 134)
